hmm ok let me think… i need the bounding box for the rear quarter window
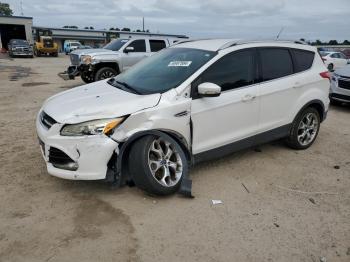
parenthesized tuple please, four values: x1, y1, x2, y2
(292, 49, 315, 73)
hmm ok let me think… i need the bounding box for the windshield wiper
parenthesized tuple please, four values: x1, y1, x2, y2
(107, 78, 141, 94)
(115, 80, 141, 94)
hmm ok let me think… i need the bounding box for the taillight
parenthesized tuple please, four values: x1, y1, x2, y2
(320, 71, 330, 80)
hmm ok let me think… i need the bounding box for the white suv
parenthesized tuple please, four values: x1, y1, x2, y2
(37, 39, 330, 195)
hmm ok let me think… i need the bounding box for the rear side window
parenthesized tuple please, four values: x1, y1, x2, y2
(127, 40, 146, 52)
(259, 48, 293, 81)
(194, 49, 255, 92)
(150, 40, 166, 52)
(292, 49, 315, 73)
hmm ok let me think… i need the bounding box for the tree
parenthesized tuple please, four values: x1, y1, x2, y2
(342, 40, 350, 45)
(109, 27, 115, 30)
(84, 26, 89, 29)
(89, 26, 94, 30)
(328, 40, 338, 45)
(121, 28, 131, 32)
(0, 2, 13, 16)
(315, 39, 323, 45)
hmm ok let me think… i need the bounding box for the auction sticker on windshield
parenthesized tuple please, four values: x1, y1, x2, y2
(168, 61, 192, 67)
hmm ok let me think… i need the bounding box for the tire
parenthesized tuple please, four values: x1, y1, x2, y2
(81, 72, 94, 83)
(94, 67, 118, 81)
(328, 63, 334, 71)
(286, 107, 321, 150)
(129, 135, 188, 195)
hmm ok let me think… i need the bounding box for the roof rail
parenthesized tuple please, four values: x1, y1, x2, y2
(219, 39, 309, 50)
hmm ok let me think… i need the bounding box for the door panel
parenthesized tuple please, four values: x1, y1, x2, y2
(257, 48, 298, 132)
(191, 86, 259, 154)
(190, 49, 259, 154)
(121, 39, 148, 70)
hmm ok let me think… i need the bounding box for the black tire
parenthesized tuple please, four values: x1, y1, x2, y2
(94, 67, 118, 81)
(129, 135, 188, 196)
(81, 72, 94, 83)
(328, 63, 334, 71)
(286, 107, 321, 150)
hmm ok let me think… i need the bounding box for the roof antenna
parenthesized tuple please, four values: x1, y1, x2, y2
(276, 27, 284, 40)
(20, 0, 24, 16)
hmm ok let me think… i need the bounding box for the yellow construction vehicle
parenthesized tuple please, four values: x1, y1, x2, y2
(34, 28, 58, 57)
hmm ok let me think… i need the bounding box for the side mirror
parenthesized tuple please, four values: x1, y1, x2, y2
(198, 82, 221, 97)
(124, 46, 134, 53)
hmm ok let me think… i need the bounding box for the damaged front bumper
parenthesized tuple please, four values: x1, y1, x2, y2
(36, 113, 119, 180)
(58, 65, 80, 80)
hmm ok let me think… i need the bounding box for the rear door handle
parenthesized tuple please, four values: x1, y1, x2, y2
(241, 94, 256, 102)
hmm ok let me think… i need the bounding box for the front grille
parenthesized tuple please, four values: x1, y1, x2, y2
(40, 111, 57, 129)
(14, 47, 29, 52)
(338, 79, 350, 90)
(70, 54, 80, 65)
(49, 147, 78, 170)
(44, 40, 53, 48)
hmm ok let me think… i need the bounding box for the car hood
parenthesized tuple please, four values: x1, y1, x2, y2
(71, 48, 120, 57)
(335, 65, 350, 77)
(43, 80, 161, 124)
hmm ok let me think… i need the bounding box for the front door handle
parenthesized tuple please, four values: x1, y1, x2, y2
(293, 82, 302, 88)
(241, 94, 256, 102)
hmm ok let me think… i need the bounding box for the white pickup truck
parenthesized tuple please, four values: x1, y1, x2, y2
(60, 37, 184, 83)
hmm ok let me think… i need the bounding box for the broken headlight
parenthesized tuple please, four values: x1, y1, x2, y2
(60, 118, 125, 136)
(81, 55, 93, 64)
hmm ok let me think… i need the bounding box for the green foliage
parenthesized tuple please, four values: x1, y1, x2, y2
(0, 2, 13, 16)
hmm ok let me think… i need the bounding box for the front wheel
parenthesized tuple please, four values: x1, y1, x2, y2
(129, 135, 188, 195)
(94, 67, 118, 81)
(286, 107, 320, 150)
(81, 72, 94, 83)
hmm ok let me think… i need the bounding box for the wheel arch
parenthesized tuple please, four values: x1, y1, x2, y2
(295, 99, 326, 123)
(115, 129, 192, 183)
(93, 62, 120, 74)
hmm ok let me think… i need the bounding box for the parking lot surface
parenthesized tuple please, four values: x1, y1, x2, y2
(0, 55, 349, 262)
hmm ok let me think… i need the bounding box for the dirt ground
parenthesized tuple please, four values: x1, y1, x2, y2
(0, 54, 349, 262)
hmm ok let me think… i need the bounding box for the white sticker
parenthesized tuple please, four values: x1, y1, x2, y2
(168, 61, 192, 67)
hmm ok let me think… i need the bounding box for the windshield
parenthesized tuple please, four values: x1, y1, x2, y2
(71, 43, 81, 47)
(104, 39, 129, 51)
(11, 39, 28, 45)
(112, 48, 216, 95)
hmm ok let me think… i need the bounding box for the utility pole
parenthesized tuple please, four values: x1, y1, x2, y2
(142, 17, 145, 32)
(20, 1, 24, 16)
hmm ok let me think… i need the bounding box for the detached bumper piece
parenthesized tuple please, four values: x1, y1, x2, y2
(49, 147, 78, 171)
(58, 65, 80, 80)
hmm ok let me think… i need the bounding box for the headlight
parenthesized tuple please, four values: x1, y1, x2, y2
(81, 55, 93, 64)
(60, 117, 125, 136)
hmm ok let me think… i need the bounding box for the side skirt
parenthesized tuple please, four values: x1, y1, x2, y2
(193, 124, 292, 164)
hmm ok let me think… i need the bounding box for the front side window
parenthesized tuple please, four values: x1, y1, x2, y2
(259, 48, 293, 81)
(104, 39, 129, 51)
(292, 49, 315, 73)
(150, 40, 166, 52)
(111, 48, 216, 94)
(126, 40, 146, 52)
(331, 53, 340, 58)
(193, 49, 255, 93)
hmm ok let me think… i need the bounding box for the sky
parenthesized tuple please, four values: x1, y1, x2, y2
(6, 0, 350, 41)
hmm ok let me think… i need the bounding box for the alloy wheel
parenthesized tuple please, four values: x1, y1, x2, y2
(147, 138, 183, 187)
(297, 112, 319, 146)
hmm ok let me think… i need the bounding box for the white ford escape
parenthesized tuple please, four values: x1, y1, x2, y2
(37, 39, 330, 195)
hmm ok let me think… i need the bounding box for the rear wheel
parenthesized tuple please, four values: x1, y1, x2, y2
(286, 107, 320, 150)
(94, 67, 118, 81)
(129, 135, 188, 195)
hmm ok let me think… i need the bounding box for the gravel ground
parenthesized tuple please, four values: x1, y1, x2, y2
(0, 54, 349, 262)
